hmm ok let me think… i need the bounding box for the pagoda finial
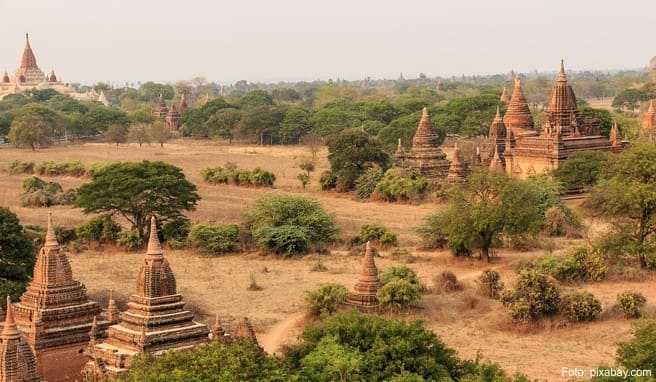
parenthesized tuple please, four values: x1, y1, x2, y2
(421, 106, 428, 119)
(495, 105, 501, 119)
(146, 216, 162, 256)
(1, 296, 19, 339)
(107, 289, 119, 322)
(557, 59, 568, 82)
(45, 211, 59, 247)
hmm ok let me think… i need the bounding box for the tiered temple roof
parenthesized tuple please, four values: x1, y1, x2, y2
(84, 217, 209, 379)
(447, 143, 469, 183)
(395, 107, 450, 180)
(503, 78, 535, 135)
(165, 104, 181, 130)
(499, 86, 510, 105)
(152, 94, 169, 119)
(0, 297, 41, 382)
(346, 242, 380, 312)
(643, 100, 656, 133)
(15, 34, 45, 84)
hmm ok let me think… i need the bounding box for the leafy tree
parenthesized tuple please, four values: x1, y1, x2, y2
(75, 161, 200, 240)
(206, 108, 240, 142)
(585, 142, 656, 268)
(148, 121, 171, 148)
(553, 151, 609, 190)
(8, 105, 63, 150)
(79, 105, 129, 135)
(280, 107, 313, 144)
(105, 124, 128, 147)
(617, 319, 656, 371)
(181, 98, 234, 137)
(128, 123, 151, 147)
(0, 208, 34, 285)
(139, 82, 175, 102)
(579, 107, 613, 136)
(310, 102, 362, 137)
(240, 90, 274, 108)
(424, 169, 545, 261)
(327, 129, 390, 191)
(501, 269, 561, 322)
(239, 106, 285, 144)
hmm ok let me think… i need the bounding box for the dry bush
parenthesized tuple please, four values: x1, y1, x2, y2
(247, 273, 263, 291)
(433, 270, 463, 294)
(310, 260, 328, 272)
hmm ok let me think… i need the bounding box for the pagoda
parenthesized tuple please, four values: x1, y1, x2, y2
(12, 213, 110, 382)
(152, 94, 169, 119)
(395, 107, 451, 181)
(165, 104, 181, 130)
(232, 317, 259, 344)
(15, 34, 45, 84)
(499, 86, 510, 105)
(0, 297, 41, 382)
(447, 143, 469, 183)
(501, 61, 620, 178)
(503, 77, 535, 136)
(642, 100, 656, 135)
(83, 217, 209, 380)
(345, 242, 380, 312)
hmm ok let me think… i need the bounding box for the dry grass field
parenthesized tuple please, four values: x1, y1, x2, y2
(0, 140, 653, 381)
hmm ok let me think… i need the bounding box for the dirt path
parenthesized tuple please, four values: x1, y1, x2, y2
(260, 312, 305, 354)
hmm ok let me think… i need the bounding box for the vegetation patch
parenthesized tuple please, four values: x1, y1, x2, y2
(373, 167, 429, 202)
(304, 283, 348, 317)
(615, 291, 647, 319)
(20, 176, 76, 207)
(560, 292, 602, 322)
(188, 223, 240, 255)
(501, 269, 561, 322)
(201, 163, 276, 187)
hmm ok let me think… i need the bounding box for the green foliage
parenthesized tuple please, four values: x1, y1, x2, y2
(616, 292, 647, 319)
(201, 164, 276, 187)
(373, 167, 429, 202)
(579, 107, 614, 136)
(188, 223, 240, 255)
(280, 107, 313, 144)
(116, 230, 144, 251)
(8, 105, 63, 149)
(75, 215, 122, 243)
(355, 166, 384, 199)
(35, 160, 87, 177)
(240, 90, 274, 108)
(501, 269, 561, 322)
(105, 124, 128, 146)
(327, 128, 390, 191)
(380, 266, 422, 290)
(319, 170, 338, 191)
(560, 292, 602, 322)
(20, 176, 74, 207)
(304, 283, 348, 317)
(0, 279, 27, 305)
(553, 150, 609, 190)
(534, 247, 608, 282)
(161, 217, 191, 243)
(8, 160, 35, 174)
(435, 270, 463, 293)
(244, 195, 337, 255)
(285, 311, 462, 381)
(617, 319, 656, 371)
(124, 339, 290, 382)
(353, 224, 398, 247)
(477, 269, 504, 299)
(75, 161, 200, 241)
(205, 108, 240, 141)
(0, 208, 34, 284)
(377, 278, 421, 311)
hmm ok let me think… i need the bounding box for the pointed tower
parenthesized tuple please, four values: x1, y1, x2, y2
(165, 104, 181, 130)
(610, 121, 623, 152)
(0, 297, 41, 382)
(178, 92, 189, 114)
(15, 33, 45, 84)
(47, 69, 57, 83)
(546, 60, 579, 135)
(232, 317, 258, 344)
(503, 77, 535, 135)
(489, 145, 505, 174)
(105, 290, 119, 324)
(97, 90, 110, 107)
(346, 241, 380, 312)
(499, 86, 510, 105)
(642, 100, 656, 133)
(447, 143, 469, 183)
(394, 138, 405, 164)
(84, 216, 209, 379)
(401, 107, 450, 180)
(211, 314, 225, 342)
(13, 213, 107, 382)
(152, 93, 168, 119)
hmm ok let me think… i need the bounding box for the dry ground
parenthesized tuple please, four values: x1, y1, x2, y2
(0, 140, 654, 381)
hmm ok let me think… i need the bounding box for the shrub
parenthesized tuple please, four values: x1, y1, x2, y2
(477, 270, 504, 299)
(353, 224, 398, 247)
(161, 217, 191, 242)
(20, 176, 74, 208)
(416, 214, 449, 249)
(116, 230, 144, 250)
(616, 292, 647, 319)
(501, 269, 561, 322)
(305, 283, 348, 316)
(355, 166, 384, 199)
(201, 165, 275, 187)
(75, 215, 122, 243)
(35, 160, 86, 177)
(543, 205, 582, 237)
(188, 223, 240, 255)
(435, 271, 463, 293)
(560, 292, 602, 322)
(380, 266, 423, 291)
(617, 319, 656, 370)
(378, 279, 421, 311)
(244, 195, 338, 256)
(553, 150, 609, 191)
(319, 170, 337, 191)
(249, 168, 276, 187)
(9, 160, 35, 174)
(373, 167, 429, 202)
(535, 247, 608, 282)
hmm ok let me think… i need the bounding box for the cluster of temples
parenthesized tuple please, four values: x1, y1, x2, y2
(152, 93, 188, 131)
(0, 214, 261, 381)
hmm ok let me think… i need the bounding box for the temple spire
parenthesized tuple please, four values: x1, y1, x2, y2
(146, 216, 162, 257)
(20, 32, 39, 70)
(557, 59, 568, 82)
(45, 211, 59, 248)
(1, 296, 19, 339)
(211, 314, 225, 341)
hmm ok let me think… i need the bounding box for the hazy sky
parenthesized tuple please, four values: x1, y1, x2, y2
(0, 0, 653, 84)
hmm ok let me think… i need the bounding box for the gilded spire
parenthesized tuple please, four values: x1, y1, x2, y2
(642, 100, 656, 132)
(45, 211, 59, 248)
(500, 86, 510, 105)
(610, 121, 621, 148)
(489, 106, 506, 141)
(146, 216, 162, 257)
(557, 59, 567, 82)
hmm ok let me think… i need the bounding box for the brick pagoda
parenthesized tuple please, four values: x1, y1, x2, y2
(395, 107, 450, 181)
(165, 104, 181, 130)
(346, 242, 380, 313)
(0, 297, 41, 382)
(15, 34, 45, 84)
(232, 317, 258, 344)
(83, 217, 209, 380)
(13, 213, 110, 382)
(643, 100, 656, 136)
(503, 78, 535, 136)
(447, 143, 469, 183)
(152, 94, 169, 119)
(499, 86, 510, 105)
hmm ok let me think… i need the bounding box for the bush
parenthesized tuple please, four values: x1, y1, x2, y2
(616, 292, 647, 319)
(553, 150, 609, 191)
(617, 319, 656, 370)
(501, 269, 561, 322)
(244, 195, 338, 256)
(560, 292, 602, 322)
(378, 279, 421, 311)
(75, 215, 122, 243)
(373, 167, 429, 202)
(9, 160, 35, 174)
(352, 224, 398, 247)
(543, 205, 582, 237)
(380, 266, 423, 290)
(116, 230, 144, 250)
(435, 271, 463, 293)
(20, 176, 74, 207)
(35, 160, 86, 177)
(535, 247, 608, 282)
(355, 166, 384, 199)
(477, 270, 504, 299)
(201, 165, 275, 187)
(161, 217, 191, 242)
(188, 223, 240, 255)
(416, 214, 449, 249)
(319, 170, 337, 191)
(305, 283, 348, 316)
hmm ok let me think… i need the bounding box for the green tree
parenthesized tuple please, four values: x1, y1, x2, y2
(148, 120, 171, 148)
(240, 90, 274, 108)
(128, 123, 151, 147)
(206, 108, 240, 142)
(585, 142, 656, 268)
(553, 151, 609, 190)
(300, 335, 364, 382)
(239, 106, 285, 144)
(327, 129, 390, 191)
(617, 319, 656, 371)
(424, 169, 545, 261)
(8, 105, 63, 150)
(79, 105, 129, 135)
(75, 161, 200, 240)
(0, 208, 34, 302)
(280, 107, 313, 144)
(105, 124, 128, 147)
(139, 82, 175, 102)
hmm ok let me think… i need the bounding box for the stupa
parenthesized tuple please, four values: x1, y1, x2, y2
(165, 104, 181, 130)
(345, 242, 380, 312)
(499, 86, 510, 105)
(83, 217, 209, 380)
(15, 34, 45, 84)
(642, 100, 656, 134)
(232, 317, 258, 344)
(152, 94, 169, 119)
(503, 78, 535, 136)
(447, 143, 469, 183)
(12, 213, 110, 382)
(395, 107, 451, 181)
(0, 297, 41, 382)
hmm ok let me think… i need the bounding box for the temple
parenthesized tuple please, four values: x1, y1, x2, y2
(345, 242, 380, 312)
(499, 86, 510, 105)
(153, 93, 186, 131)
(0, 34, 95, 101)
(0, 297, 41, 382)
(395, 107, 451, 181)
(232, 317, 259, 344)
(447, 143, 469, 182)
(12, 213, 112, 382)
(496, 61, 622, 178)
(642, 100, 656, 135)
(83, 217, 209, 380)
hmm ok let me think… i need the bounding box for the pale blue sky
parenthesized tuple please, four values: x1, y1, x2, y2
(0, 0, 653, 84)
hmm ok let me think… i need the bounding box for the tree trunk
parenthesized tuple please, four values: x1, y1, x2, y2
(481, 246, 490, 262)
